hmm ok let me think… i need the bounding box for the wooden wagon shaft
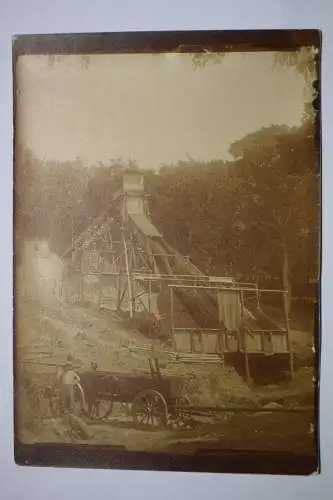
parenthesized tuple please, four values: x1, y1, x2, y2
(20, 344, 176, 357)
(20, 360, 59, 367)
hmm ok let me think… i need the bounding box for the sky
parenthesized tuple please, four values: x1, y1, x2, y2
(16, 51, 307, 169)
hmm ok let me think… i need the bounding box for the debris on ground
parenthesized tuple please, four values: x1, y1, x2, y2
(178, 365, 259, 407)
(63, 413, 91, 440)
(15, 297, 315, 453)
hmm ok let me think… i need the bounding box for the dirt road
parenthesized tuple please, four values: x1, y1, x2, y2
(15, 298, 315, 456)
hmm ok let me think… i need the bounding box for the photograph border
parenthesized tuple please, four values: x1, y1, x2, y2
(12, 29, 322, 475)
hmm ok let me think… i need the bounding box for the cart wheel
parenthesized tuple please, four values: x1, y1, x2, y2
(46, 386, 63, 418)
(20, 374, 50, 420)
(132, 389, 168, 428)
(27, 385, 51, 419)
(173, 395, 191, 427)
(47, 384, 87, 418)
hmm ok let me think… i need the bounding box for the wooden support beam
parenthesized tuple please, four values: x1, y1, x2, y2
(239, 289, 245, 352)
(116, 263, 122, 309)
(283, 288, 294, 380)
(243, 327, 252, 384)
(148, 277, 152, 314)
(170, 286, 176, 352)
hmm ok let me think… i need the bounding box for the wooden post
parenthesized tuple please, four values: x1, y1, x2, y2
(148, 358, 155, 376)
(116, 252, 123, 310)
(154, 357, 162, 380)
(170, 286, 176, 352)
(219, 327, 224, 354)
(123, 234, 133, 318)
(225, 331, 229, 352)
(255, 285, 260, 309)
(146, 239, 155, 273)
(132, 267, 136, 318)
(71, 215, 75, 266)
(239, 289, 244, 352)
(50, 328, 55, 356)
(244, 334, 251, 384)
(241, 288, 251, 383)
(283, 290, 294, 380)
(148, 278, 152, 314)
(259, 332, 264, 352)
(190, 332, 194, 353)
(199, 329, 204, 353)
(118, 287, 127, 309)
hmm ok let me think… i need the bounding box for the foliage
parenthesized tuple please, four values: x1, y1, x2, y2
(192, 46, 317, 80)
(273, 46, 318, 81)
(146, 123, 319, 293)
(15, 120, 319, 300)
(192, 51, 227, 69)
(192, 47, 319, 124)
(229, 123, 319, 297)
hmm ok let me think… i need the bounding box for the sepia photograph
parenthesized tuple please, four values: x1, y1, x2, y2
(13, 31, 321, 474)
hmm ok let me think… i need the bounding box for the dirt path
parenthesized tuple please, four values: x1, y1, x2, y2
(15, 298, 315, 454)
(17, 298, 163, 370)
(18, 402, 314, 456)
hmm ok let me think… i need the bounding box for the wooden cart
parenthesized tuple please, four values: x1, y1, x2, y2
(48, 358, 189, 429)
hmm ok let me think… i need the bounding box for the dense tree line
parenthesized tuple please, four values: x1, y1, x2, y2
(145, 121, 319, 304)
(14, 116, 320, 310)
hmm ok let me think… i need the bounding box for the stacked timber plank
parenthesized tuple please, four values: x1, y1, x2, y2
(173, 352, 224, 365)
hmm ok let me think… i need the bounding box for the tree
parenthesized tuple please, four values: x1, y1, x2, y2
(273, 46, 317, 82)
(145, 159, 251, 278)
(228, 123, 319, 312)
(273, 47, 319, 124)
(192, 47, 318, 124)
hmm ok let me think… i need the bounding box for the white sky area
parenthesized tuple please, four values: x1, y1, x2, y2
(16, 52, 307, 169)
